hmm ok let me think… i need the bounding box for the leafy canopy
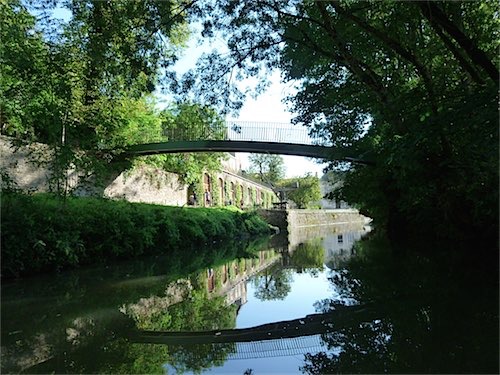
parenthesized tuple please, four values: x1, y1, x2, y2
(247, 154, 285, 184)
(280, 174, 322, 209)
(183, 0, 499, 242)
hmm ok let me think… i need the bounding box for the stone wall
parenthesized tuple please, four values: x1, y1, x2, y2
(256, 207, 368, 236)
(0, 136, 276, 208)
(287, 209, 366, 230)
(256, 209, 287, 231)
(102, 166, 187, 206)
(0, 135, 53, 192)
(0, 136, 188, 205)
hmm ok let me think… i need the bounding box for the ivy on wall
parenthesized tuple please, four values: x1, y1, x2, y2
(235, 184, 242, 207)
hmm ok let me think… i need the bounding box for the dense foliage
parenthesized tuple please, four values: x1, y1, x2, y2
(247, 154, 285, 184)
(280, 174, 322, 208)
(1, 0, 224, 192)
(132, 102, 227, 185)
(184, 0, 499, 244)
(3, 0, 497, 244)
(1, 193, 271, 278)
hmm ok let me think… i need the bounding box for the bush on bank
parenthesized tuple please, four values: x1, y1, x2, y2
(1, 193, 271, 278)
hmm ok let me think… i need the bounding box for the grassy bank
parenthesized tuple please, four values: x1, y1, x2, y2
(1, 193, 271, 278)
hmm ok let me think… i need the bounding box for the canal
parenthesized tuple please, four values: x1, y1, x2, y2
(1, 223, 498, 374)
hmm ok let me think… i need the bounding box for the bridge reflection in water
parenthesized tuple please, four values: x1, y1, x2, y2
(126, 222, 371, 362)
(130, 304, 375, 361)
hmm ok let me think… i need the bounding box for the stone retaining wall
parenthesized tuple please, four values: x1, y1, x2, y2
(0, 136, 53, 192)
(255, 209, 288, 232)
(0, 136, 275, 208)
(287, 209, 366, 230)
(256, 208, 368, 237)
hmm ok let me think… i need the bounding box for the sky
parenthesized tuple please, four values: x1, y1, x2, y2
(230, 75, 327, 178)
(50, 8, 327, 178)
(171, 30, 328, 178)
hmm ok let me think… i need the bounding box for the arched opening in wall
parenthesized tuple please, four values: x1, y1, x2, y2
(230, 181, 235, 205)
(224, 180, 228, 205)
(219, 178, 224, 205)
(239, 184, 244, 208)
(203, 173, 212, 206)
(260, 191, 265, 207)
(207, 269, 215, 293)
(234, 261, 239, 276)
(222, 264, 228, 284)
(187, 184, 197, 206)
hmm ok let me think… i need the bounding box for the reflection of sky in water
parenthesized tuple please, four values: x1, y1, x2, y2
(170, 268, 344, 374)
(171, 230, 365, 374)
(237, 271, 335, 328)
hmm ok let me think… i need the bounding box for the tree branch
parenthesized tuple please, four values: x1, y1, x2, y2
(418, 1, 498, 83)
(314, 1, 389, 105)
(428, 19, 484, 85)
(330, 1, 437, 113)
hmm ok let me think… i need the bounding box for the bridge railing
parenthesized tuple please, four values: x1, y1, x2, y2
(146, 120, 328, 146)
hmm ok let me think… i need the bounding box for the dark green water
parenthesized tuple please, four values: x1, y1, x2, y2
(1, 225, 498, 374)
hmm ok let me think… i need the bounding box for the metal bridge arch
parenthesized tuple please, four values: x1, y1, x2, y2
(125, 121, 368, 164)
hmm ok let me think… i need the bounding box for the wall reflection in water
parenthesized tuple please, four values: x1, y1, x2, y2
(3, 221, 496, 374)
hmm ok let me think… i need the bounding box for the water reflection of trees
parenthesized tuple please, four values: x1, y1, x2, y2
(289, 239, 325, 276)
(2, 240, 281, 374)
(301, 236, 499, 374)
(252, 239, 326, 301)
(119, 253, 282, 373)
(253, 264, 293, 301)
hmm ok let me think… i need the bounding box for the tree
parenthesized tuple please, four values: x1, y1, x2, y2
(247, 154, 285, 185)
(136, 102, 226, 185)
(0, 1, 51, 139)
(252, 263, 293, 301)
(282, 174, 322, 209)
(1, 0, 195, 194)
(183, 0, 499, 243)
(120, 283, 238, 373)
(289, 239, 325, 276)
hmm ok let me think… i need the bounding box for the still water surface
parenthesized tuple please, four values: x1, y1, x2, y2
(2, 224, 498, 374)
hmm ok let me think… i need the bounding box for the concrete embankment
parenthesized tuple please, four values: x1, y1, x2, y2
(257, 208, 369, 234)
(257, 208, 370, 251)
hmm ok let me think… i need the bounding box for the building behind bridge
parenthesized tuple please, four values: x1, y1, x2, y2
(0, 136, 277, 209)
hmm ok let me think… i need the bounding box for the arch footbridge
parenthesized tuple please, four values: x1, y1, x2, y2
(126, 121, 370, 164)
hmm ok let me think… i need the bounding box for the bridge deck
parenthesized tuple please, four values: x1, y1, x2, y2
(124, 121, 372, 164)
(126, 140, 370, 164)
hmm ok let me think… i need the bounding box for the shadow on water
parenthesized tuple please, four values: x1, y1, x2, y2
(1, 236, 273, 373)
(300, 234, 499, 375)
(1, 224, 498, 374)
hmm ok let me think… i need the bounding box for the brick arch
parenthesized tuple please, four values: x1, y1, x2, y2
(203, 173, 212, 206)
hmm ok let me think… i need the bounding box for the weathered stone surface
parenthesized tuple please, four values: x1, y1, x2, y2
(0, 136, 275, 207)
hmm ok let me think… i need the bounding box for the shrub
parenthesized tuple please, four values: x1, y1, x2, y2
(1, 193, 271, 278)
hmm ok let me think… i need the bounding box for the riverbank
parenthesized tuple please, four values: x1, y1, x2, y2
(1, 193, 271, 279)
